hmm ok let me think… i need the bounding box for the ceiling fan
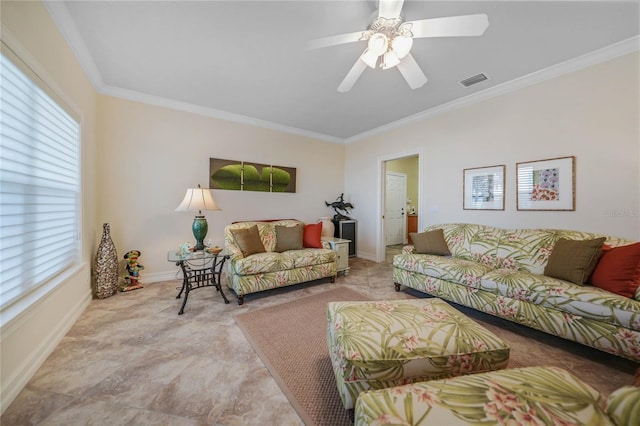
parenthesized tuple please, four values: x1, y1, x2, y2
(306, 0, 489, 92)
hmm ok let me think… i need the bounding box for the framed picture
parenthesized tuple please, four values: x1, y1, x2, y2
(516, 156, 575, 211)
(463, 165, 505, 210)
(209, 158, 297, 193)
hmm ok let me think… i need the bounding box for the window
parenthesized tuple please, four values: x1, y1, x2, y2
(0, 50, 81, 311)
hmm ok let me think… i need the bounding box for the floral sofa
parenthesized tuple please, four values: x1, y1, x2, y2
(224, 219, 337, 304)
(393, 223, 640, 361)
(355, 365, 640, 425)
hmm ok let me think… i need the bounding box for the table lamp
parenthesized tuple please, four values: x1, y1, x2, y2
(175, 184, 220, 251)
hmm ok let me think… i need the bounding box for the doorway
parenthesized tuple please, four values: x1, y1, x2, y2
(379, 153, 421, 262)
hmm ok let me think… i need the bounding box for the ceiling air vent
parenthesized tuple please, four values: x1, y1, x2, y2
(460, 73, 488, 87)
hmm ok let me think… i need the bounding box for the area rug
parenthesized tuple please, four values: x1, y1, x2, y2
(234, 286, 633, 426)
(235, 286, 368, 426)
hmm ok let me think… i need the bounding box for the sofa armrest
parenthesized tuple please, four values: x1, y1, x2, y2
(402, 245, 415, 254)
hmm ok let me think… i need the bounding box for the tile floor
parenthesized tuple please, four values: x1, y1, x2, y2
(2, 246, 636, 425)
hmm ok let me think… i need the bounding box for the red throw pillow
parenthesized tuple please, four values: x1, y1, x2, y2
(591, 242, 640, 298)
(303, 222, 323, 248)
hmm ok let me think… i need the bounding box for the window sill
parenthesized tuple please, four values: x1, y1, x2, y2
(1, 262, 89, 328)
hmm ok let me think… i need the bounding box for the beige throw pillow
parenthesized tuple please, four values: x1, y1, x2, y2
(231, 225, 266, 257)
(544, 237, 606, 285)
(274, 225, 303, 252)
(410, 229, 451, 256)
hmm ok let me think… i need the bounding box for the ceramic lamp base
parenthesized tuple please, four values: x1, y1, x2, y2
(192, 215, 208, 251)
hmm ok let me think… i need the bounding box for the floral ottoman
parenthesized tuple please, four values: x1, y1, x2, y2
(326, 298, 510, 410)
(354, 366, 633, 425)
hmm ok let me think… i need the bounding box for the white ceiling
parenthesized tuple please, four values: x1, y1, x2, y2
(45, 1, 639, 142)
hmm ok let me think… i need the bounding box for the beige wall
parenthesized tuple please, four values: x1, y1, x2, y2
(96, 96, 345, 279)
(346, 52, 640, 260)
(1, 1, 98, 412)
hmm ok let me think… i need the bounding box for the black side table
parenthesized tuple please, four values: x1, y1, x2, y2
(167, 249, 230, 315)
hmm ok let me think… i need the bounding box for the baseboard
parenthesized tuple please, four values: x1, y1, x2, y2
(141, 270, 180, 284)
(356, 251, 377, 262)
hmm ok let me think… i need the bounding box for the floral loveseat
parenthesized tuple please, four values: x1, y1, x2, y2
(393, 223, 640, 361)
(355, 365, 640, 425)
(224, 219, 337, 304)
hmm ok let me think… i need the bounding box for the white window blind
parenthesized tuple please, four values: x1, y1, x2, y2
(0, 51, 81, 310)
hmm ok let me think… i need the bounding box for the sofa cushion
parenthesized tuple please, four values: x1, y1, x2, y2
(230, 225, 266, 257)
(231, 248, 336, 275)
(425, 224, 500, 268)
(274, 225, 303, 252)
(231, 252, 295, 275)
(411, 229, 451, 256)
(495, 228, 618, 275)
(303, 222, 323, 248)
(481, 268, 640, 330)
(286, 248, 336, 268)
(393, 253, 493, 289)
(591, 242, 640, 298)
(544, 237, 606, 285)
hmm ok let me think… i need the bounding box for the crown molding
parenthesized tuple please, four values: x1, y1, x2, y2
(345, 35, 640, 143)
(100, 84, 344, 144)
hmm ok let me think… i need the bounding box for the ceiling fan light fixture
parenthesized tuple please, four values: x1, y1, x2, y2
(382, 50, 400, 70)
(367, 32, 389, 56)
(392, 35, 413, 59)
(361, 49, 379, 68)
(307, 3, 490, 93)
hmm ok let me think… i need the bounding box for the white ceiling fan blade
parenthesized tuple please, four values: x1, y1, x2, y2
(396, 53, 427, 90)
(406, 14, 489, 38)
(378, 0, 404, 19)
(338, 57, 368, 93)
(306, 31, 368, 50)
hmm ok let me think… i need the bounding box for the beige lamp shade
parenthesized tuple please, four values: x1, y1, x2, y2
(175, 185, 220, 213)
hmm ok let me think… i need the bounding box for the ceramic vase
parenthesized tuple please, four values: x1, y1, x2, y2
(94, 223, 119, 299)
(319, 217, 335, 238)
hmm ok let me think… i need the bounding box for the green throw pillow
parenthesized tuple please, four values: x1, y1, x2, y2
(274, 225, 303, 252)
(410, 229, 451, 256)
(544, 237, 606, 285)
(231, 225, 266, 257)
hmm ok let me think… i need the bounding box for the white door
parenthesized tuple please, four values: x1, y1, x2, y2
(385, 172, 407, 245)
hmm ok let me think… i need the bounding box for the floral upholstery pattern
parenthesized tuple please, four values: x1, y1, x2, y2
(327, 298, 510, 409)
(225, 220, 336, 302)
(394, 255, 493, 289)
(492, 227, 629, 275)
(355, 366, 612, 426)
(393, 223, 640, 361)
(606, 384, 640, 426)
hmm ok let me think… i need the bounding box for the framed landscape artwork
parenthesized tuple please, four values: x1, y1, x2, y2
(463, 165, 505, 210)
(516, 156, 575, 211)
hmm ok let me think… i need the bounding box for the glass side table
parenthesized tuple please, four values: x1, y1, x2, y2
(167, 249, 231, 315)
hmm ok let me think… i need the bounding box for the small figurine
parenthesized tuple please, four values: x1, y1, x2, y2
(325, 193, 354, 221)
(179, 242, 193, 255)
(120, 249, 144, 292)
